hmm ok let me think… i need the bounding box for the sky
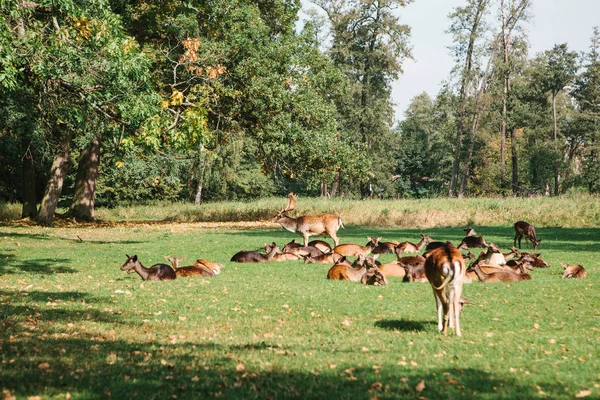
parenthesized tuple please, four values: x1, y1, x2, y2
(300, 0, 600, 122)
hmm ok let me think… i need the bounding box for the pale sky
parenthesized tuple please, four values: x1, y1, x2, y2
(300, 0, 600, 122)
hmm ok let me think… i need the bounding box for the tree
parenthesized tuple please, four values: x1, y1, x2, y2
(537, 44, 578, 195)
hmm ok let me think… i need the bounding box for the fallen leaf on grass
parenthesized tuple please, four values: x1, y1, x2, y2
(575, 390, 592, 398)
(341, 319, 351, 327)
(415, 380, 426, 392)
(236, 363, 246, 372)
(38, 362, 50, 369)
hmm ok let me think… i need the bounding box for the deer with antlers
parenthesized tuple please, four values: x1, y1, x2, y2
(273, 193, 344, 246)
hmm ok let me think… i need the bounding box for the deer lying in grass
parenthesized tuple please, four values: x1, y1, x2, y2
(457, 234, 487, 250)
(120, 255, 176, 281)
(327, 255, 379, 282)
(514, 221, 541, 250)
(561, 263, 586, 278)
(193, 259, 223, 274)
(361, 266, 388, 286)
(468, 263, 531, 282)
(396, 234, 433, 253)
(379, 246, 425, 279)
(282, 239, 303, 253)
(230, 243, 281, 262)
(424, 244, 466, 336)
(475, 243, 506, 266)
(506, 252, 547, 269)
(288, 245, 324, 258)
(308, 240, 332, 254)
(274, 193, 343, 246)
(464, 227, 478, 236)
(263, 243, 302, 261)
(303, 252, 343, 265)
(165, 256, 214, 277)
(333, 237, 381, 257)
(372, 240, 400, 254)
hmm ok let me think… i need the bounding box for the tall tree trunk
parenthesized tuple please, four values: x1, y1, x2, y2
(510, 128, 519, 196)
(552, 93, 560, 195)
(67, 136, 100, 221)
(21, 147, 37, 218)
(194, 144, 206, 205)
(330, 170, 340, 197)
(36, 136, 71, 226)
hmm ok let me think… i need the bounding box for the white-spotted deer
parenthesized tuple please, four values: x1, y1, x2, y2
(396, 234, 433, 253)
(120, 255, 176, 281)
(561, 263, 586, 278)
(333, 237, 381, 257)
(424, 244, 466, 336)
(273, 193, 343, 246)
(514, 221, 541, 250)
(230, 243, 282, 262)
(165, 256, 214, 277)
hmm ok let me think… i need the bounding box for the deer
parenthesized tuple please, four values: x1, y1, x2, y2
(327, 255, 379, 281)
(371, 240, 400, 254)
(120, 255, 176, 281)
(514, 221, 541, 250)
(424, 244, 466, 336)
(263, 243, 302, 261)
(308, 240, 333, 254)
(273, 193, 343, 246)
(468, 263, 531, 282)
(457, 234, 487, 250)
(396, 234, 433, 253)
(288, 245, 324, 258)
(503, 246, 521, 261)
(333, 236, 381, 257)
(361, 266, 388, 286)
(561, 263, 586, 278)
(303, 252, 344, 265)
(464, 227, 478, 237)
(230, 243, 282, 262)
(193, 259, 223, 275)
(165, 256, 214, 277)
(282, 239, 303, 253)
(506, 252, 547, 269)
(475, 243, 506, 267)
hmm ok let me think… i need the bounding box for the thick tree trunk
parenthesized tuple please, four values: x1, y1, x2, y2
(21, 149, 37, 218)
(552, 94, 560, 195)
(36, 137, 71, 226)
(67, 136, 100, 222)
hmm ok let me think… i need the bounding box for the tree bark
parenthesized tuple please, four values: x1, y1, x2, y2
(510, 128, 519, 196)
(67, 136, 100, 221)
(36, 136, 71, 226)
(552, 93, 560, 195)
(21, 148, 37, 219)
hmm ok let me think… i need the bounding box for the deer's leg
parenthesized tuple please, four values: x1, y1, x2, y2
(302, 233, 310, 247)
(434, 290, 443, 332)
(514, 232, 519, 248)
(329, 230, 340, 247)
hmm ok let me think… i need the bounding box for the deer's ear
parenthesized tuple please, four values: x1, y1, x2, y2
(132, 255, 138, 262)
(126, 254, 131, 258)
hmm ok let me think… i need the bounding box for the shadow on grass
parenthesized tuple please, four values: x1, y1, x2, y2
(0, 230, 145, 245)
(374, 319, 436, 332)
(0, 257, 77, 275)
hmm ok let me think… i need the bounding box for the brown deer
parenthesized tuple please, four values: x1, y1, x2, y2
(424, 244, 466, 336)
(503, 246, 521, 261)
(333, 236, 381, 257)
(273, 193, 343, 246)
(303, 252, 343, 265)
(561, 263, 586, 278)
(230, 243, 282, 262)
(372, 240, 400, 254)
(468, 263, 531, 282)
(308, 240, 333, 254)
(120, 255, 176, 281)
(396, 234, 433, 253)
(403, 265, 429, 283)
(327, 255, 379, 281)
(457, 235, 487, 250)
(475, 243, 506, 266)
(514, 221, 541, 250)
(288, 245, 324, 258)
(464, 227, 478, 236)
(165, 256, 214, 277)
(193, 259, 224, 274)
(361, 266, 388, 286)
(506, 252, 547, 269)
(263, 243, 302, 261)
(282, 239, 303, 253)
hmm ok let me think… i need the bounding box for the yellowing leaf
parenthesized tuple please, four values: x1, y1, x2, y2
(576, 390, 592, 398)
(415, 380, 426, 392)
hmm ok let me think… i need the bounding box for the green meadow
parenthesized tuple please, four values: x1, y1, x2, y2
(1, 198, 599, 399)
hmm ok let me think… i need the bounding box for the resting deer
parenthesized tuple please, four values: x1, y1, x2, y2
(464, 227, 478, 236)
(288, 245, 324, 258)
(282, 239, 303, 253)
(230, 243, 281, 262)
(273, 193, 343, 246)
(424, 244, 466, 336)
(263, 243, 302, 261)
(193, 259, 223, 274)
(372, 240, 400, 254)
(561, 263, 586, 278)
(468, 263, 531, 282)
(308, 240, 333, 254)
(165, 256, 214, 277)
(506, 252, 547, 269)
(327, 255, 379, 281)
(514, 221, 541, 250)
(361, 266, 388, 286)
(333, 236, 381, 257)
(303, 252, 343, 265)
(475, 243, 506, 266)
(396, 234, 433, 253)
(457, 235, 487, 250)
(120, 255, 176, 281)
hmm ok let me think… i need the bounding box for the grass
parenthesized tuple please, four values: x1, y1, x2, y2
(0, 200, 599, 399)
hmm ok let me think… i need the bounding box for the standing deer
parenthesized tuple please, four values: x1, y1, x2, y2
(273, 193, 343, 246)
(514, 221, 541, 250)
(561, 263, 586, 278)
(120, 255, 176, 281)
(424, 244, 466, 336)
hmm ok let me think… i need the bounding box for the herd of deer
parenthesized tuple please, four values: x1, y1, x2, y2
(120, 192, 586, 337)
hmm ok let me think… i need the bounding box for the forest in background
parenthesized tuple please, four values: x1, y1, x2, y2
(1, 0, 599, 226)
